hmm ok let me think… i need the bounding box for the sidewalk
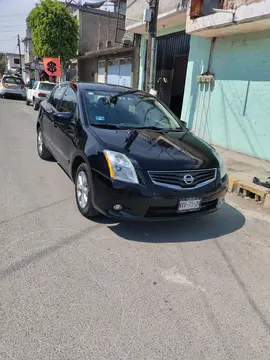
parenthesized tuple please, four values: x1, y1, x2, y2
(216, 146, 270, 209)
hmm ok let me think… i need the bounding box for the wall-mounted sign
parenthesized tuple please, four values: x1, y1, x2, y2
(43, 58, 61, 77)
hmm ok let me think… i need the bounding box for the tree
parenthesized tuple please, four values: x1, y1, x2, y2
(27, 0, 79, 70)
(0, 54, 7, 76)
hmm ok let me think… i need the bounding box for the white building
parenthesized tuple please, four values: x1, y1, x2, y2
(6, 53, 25, 72)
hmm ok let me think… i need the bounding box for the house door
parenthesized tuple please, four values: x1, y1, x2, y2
(98, 60, 105, 83)
(107, 59, 120, 85)
(119, 58, 132, 87)
(107, 58, 132, 87)
(156, 31, 190, 117)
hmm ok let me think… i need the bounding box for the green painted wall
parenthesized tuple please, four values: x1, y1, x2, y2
(181, 30, 270, 160)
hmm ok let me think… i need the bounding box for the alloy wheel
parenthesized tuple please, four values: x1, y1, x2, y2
(38, 130, 43, 155)
(76, 170, 89, 209)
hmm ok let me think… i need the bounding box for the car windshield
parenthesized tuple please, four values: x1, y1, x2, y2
(82, 90, 183, 130)
(39, 83, 56, 91)
(3, 77, 23, 85)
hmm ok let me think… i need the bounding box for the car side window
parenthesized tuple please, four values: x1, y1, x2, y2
(33, 82, 38, 90)
(50, 85, 66, 110)
(59, 86, 78, 124)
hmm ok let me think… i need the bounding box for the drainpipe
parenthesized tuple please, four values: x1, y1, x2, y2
(207, 37, 216, 73)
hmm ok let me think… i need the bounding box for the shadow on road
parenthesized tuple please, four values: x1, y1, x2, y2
(104, 203, 245, 243)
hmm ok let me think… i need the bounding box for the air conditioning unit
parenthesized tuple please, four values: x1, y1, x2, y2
(122, 39, 132, 46)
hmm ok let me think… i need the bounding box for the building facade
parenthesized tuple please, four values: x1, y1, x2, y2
(126, 0, 190, 117)
(182, 0, 270, 160)
(76, 2, 138, 87)
(6, 53, 25, 72)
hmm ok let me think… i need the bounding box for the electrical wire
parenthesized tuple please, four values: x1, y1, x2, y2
(0, 13, 28, 18)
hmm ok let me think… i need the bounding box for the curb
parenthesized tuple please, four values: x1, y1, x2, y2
(228, 174, 270, 210)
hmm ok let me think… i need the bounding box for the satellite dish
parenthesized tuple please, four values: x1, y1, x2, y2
(83, 0, 106, 7)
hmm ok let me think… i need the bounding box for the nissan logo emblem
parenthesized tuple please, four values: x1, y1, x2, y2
(183, 174, 194, 185)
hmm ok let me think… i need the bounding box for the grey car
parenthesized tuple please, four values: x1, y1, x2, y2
(0, 75, 26, 99)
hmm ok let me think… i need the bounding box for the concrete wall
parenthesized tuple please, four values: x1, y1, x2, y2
(78, 58, 98, 82)
(78, 9, 126, 55)
(78, 48, 138, 86)
(222, 0, 263, 9)
(126, 0, 187, 28)
(181, 30, 270, 160)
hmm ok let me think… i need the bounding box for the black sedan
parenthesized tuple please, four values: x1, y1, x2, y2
(36, 82, 228, 221)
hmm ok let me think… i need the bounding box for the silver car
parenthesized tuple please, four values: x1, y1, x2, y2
(0, 75, 26, 99)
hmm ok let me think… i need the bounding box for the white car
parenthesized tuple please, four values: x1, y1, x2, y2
(26, 81, 56, 110)
(0, 75, 26, 99)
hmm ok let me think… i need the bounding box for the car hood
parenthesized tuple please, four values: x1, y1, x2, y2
(91, 127, 219, 171)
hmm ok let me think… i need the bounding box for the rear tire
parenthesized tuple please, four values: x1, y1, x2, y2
(75, 163, 100, 218)
(33, 99, 39, 111)
(37, 128, 52, 160)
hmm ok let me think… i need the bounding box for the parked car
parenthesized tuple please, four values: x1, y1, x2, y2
(36, 82, 228, 221)
(0, 75, 26, 99)
(26, 81, 56, 110)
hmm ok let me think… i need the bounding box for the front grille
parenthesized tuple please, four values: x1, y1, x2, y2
(148, 169, 217, 189)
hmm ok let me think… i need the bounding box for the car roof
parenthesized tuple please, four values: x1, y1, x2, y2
(66, 82, 136, 93)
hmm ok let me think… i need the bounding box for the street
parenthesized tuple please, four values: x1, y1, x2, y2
(0, 98, 270, 360)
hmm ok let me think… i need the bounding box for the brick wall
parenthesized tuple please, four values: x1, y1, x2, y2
(78, 9, 126, 55)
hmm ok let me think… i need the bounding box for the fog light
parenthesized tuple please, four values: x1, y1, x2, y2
(113, 204, 123, 212)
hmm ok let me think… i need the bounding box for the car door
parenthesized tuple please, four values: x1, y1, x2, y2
(41, 85, 67, 156)
(50, 85, 80, 170)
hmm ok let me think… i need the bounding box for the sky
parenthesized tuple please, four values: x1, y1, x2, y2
(0, 0, 37, 53)
(0, 0, 115, 54)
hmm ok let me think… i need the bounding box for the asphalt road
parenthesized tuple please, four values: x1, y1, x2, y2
(0, 98, 270, 360)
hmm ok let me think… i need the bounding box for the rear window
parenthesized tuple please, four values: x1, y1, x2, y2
(3, 77, 23, 85)
(39, 83, 56, 91)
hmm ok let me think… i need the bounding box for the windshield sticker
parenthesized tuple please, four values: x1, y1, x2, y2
(95, 116, 105, 121)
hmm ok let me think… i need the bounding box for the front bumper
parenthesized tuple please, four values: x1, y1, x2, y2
(92, 170, 229, 221)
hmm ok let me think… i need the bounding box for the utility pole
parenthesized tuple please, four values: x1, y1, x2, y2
(146, 0, 159, 92)
(17, 34, 22, 76)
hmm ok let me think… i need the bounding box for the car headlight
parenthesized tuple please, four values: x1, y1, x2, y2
(103, 150, 139, 184)
(214, 149, 226, 178)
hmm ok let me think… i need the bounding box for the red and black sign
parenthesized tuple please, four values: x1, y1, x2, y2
(43, 58, 61, 77)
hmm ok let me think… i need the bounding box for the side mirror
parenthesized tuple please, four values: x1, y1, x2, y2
(53, 112, 72, 126)
(179, 120, 187, 128)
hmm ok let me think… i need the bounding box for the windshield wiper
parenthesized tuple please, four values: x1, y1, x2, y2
(90, 123, 126, 130)
(136, 126, 185, 132)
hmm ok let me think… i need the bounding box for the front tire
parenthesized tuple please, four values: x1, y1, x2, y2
(75, 163, 99, 218)
(37, 128, 52, 160)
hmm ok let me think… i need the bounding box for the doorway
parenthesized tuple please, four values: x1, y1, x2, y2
(156, 31, 190, 118)
(170, 55, 188, 118)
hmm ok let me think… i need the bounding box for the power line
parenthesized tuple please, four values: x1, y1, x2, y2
(0, 25, 26, 28)
(0, 13, 28, 18)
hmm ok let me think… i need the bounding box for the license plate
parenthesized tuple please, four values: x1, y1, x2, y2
(178, 198, 201, 212)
